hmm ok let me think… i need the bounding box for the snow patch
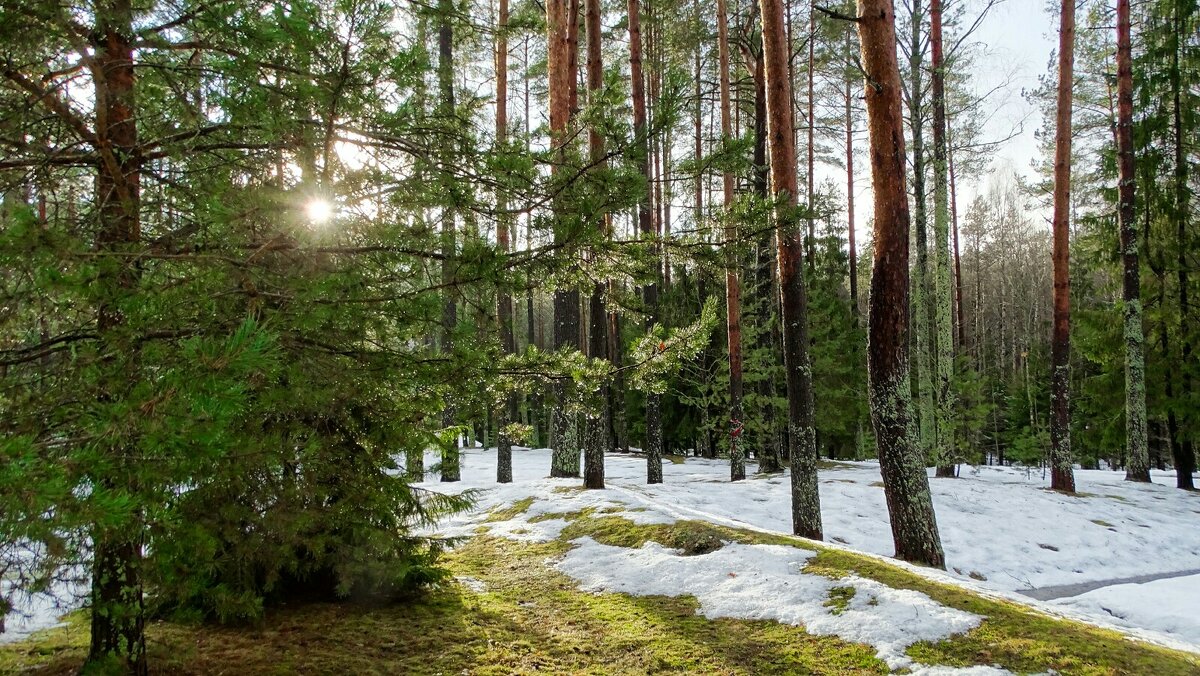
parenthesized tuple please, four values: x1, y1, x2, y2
(1055, 574, 1200, 646)
(557, 537, 983, 671)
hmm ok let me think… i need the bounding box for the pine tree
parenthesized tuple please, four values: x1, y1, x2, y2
(760, 0, 823, 540)
(1048, 0, 1078, 492)
(583, 0, 608, 490)
(496, 0, 517, 484)
(1116, 0, 1151, 483)
(930, 0, 957, 477)
(717, 0, 746, 482)
(857, 0, 946, 568)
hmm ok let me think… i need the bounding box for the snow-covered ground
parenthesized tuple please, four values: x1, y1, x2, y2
(419, 447, 1200, 652)
(5, 444, 1197, 663)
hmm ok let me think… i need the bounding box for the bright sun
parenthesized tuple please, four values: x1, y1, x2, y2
(305, 198, 334, 224)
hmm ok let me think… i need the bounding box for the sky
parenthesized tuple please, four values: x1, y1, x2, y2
(949, 0, 1057, 206)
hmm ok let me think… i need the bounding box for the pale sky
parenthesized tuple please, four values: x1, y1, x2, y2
(954, 0, 1057, 206)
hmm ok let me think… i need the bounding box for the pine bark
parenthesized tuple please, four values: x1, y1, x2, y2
(630, 0, 664, 483)
(88, 1, 148, 671)
(845, 29, 859, 318)
(549, 0, 582, 477)
(1116, 0, 1150, 483)
(948, 126, 966, 351)
(438, 0, 461, 482)
(857, 0, 946, 568)
(495, 0, 516, 484)
(907, 1, 936, 465)
(1170, 0, 1194, 489)
(760, 0, 823, 540)
(805, 6, 816, 272)
(717, 0, 746, 481)
(930, 0, 956, 478)
(407, 15, 431, 480)
(583, 0, 607, 489)
(1048, 0, 1077, 491)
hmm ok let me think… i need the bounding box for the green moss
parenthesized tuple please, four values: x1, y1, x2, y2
(824, 586, 857, 615)
(804, 549, 1200, 675)
(6, 505, 1197, 675)
(1, 536, 886, 675)
(558, 513, 815, 554)
(484, 496, 535, 522)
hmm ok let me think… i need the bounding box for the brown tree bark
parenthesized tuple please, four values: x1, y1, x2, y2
(948, 123, 965, 351)
(495, 0, 517, 484)
(583, 0, 608, 489)
(857, 0, 946, 568)
(1170, 0, 1194, 489)
(1116, 0, 1151, 483)
(1048, 0, 1077, 493)
(806, 5, 816, 271)
(930, 0, 956, 478)
(759, 0, 822, 540)
(630, 0, 664, 483)
(88, 0, 148, 671)
(438, 0, 461, 482)
(549, 0, 583, 477)
(845, 28, 859, 317)
(718, 0, 746, 481)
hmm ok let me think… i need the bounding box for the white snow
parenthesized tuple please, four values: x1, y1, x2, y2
(0, 576, 82, 645)
(559, 537, 983, 670)
(416, 446, 1200, 653)
(1055, 573, 1200, 646)
(6, 442, 1198, 666)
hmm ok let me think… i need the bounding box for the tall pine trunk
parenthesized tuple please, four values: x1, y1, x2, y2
(717, 0, 746, 481)
(1170, 0, 1194, 489)
(548, 0, 582, 477)
(805, 6, 816, 271)
(948, 124, 966, 351)
(845, 27, 859, 317)
(1048, 0, 1076, 491)
(583, 0, 608, 489)
(495, 0, 516, 483)
(438, 0, 461, 482)
(857, 0, 946, 568)
(88, 1, 148, 671)
(630, 0, 664, 483)
(1116, 0, 1150, 483)
(759, 0, 823, 540)
(907, 1, 936, 466)
(930, 0, 956, 478)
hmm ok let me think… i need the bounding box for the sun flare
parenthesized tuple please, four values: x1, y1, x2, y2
(305, 198, 334, 224)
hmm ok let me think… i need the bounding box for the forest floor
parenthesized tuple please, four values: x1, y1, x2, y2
(3, 448, 1199, 674)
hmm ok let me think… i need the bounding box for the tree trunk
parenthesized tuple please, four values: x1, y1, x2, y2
(630, 0, 664, 483)
(1170, 0, 1194, 490)
(845, 29, 859, 318)
(1116, 0, 1150, 483)
(549, 0, 582, 477)
(857, 0, 946, 568)
(495, 0, 516, 484)
(760, 0, 822, 540)
(717, 0, 746, 482)
(88, 1, 148, 671)
(930, 0, 956, 478)
(947, 124, 966, 351)
(1048, 0, 1077, 492)
(583, 0, 608, 489)
(907, 0, 936, 467)
(805, 5, 816, 271)
(438, 0, 461, 482)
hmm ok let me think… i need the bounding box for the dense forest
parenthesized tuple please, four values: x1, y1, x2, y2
(0, 0, 1196, 672)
